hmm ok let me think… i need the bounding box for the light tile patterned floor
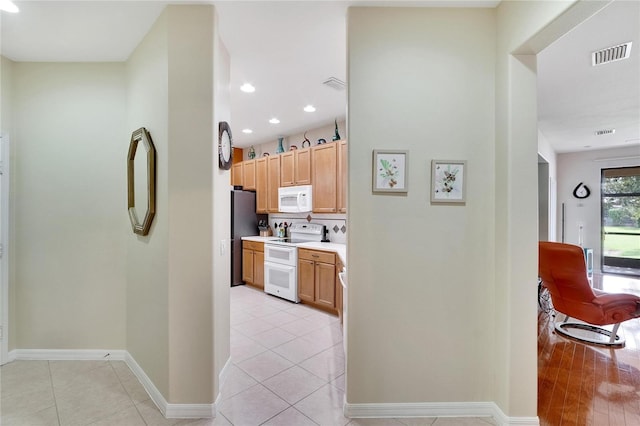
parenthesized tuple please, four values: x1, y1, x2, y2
(0, 284, 497, 425)
(219, 285, 497, 426)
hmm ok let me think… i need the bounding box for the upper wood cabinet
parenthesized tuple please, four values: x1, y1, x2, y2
(231, 162, 243, 187)
(280, 148, 311, 187)
(243, 159, 256, 191)
(256, 157, 268, 213)
(295, 148, 312, 185)
(233, 141, 346, 214)
(337, 140, 347, 213)
(312, 143, 338, 213)
(280, 152, 295, 186)
(267, 155, 281, 213)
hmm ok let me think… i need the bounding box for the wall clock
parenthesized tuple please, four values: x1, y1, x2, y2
(218, 121, 233, 170)
(572, 182, 591, 199)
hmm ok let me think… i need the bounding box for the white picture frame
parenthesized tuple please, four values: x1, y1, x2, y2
(372, 150, 409, 193)
(431, 160, 466, 204)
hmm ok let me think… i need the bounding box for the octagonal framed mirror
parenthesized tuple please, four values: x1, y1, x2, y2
(127, 127, 156, 236)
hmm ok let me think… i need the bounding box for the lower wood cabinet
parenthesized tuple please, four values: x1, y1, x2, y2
(298, 248, 338, 314)
(242, 241, 264, 289)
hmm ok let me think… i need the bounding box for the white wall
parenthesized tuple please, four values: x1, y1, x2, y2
(12, 62, 128, 349)
(495, 0, 580, 417)
(557, 145, 640, 272)
(212, 10, 232, 399)
(538, 131, 558, 242)
(126, 8, 171, 396)
(347, 7, 496, 404)
(126, 5, 219, 404)
(0, 55, 16, 353)
(347, 1, 585, 419)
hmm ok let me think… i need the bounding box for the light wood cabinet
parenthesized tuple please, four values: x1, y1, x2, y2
(280, 148, 311, 187)
(280, 152, 295, 186)
(298, 248, 337, 313)
(233, 141, 346, 213)
(231, 162, 243, 187)
(311, 143, 338, 213)
(267, 155, 281, 213)
(243, 159, 256, 191)
(337, 140, 347, 213)
(242, 241, 264, 289)
(298, 258, 315, 302)
(256, 158, 268, 213)
(295, 148, 312, 185)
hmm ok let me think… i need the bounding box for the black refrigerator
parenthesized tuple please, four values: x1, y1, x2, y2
(231, 190, 266, 286)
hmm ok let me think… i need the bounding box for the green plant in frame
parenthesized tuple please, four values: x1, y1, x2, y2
(378, 158, 399, 188)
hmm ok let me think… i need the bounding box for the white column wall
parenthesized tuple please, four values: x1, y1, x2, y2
(347, 7, 496, 403)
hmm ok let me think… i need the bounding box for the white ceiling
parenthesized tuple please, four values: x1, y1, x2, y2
(537, 0, 640, 154)
(2, 0, 637, 152)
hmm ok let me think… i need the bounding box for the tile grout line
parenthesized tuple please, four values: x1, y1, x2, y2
(47, 360, 62, 426)
(108, 360, 150, 426)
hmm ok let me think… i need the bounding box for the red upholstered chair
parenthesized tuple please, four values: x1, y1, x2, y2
(538, 241, 640, 347)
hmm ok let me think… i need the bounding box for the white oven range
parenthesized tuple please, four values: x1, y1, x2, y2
(263, 223, 325, 302)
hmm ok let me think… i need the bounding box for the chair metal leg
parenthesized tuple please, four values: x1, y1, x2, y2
(554, 318, 625, 348)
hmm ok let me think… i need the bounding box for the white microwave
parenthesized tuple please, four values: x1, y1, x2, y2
(278, 185, 313, 213)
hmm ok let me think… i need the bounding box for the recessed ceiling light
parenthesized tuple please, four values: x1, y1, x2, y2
(240, 83, 255, 93)
(269, 118, 280, 124)
(242, 129, 253, 134)
(0, 0, 19, 13)
(303, 105, 316, 113)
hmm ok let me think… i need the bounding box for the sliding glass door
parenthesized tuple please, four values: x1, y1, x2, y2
(601, 166, 640, 275)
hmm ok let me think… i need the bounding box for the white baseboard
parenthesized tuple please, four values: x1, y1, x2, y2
(124, 352, 214, 419)
(10, 349, 126, 361)
(344, 401, 540, 426)
(214, 356, 232, 417)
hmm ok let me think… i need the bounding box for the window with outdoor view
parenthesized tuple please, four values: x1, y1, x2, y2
(601, 166, 640, 275)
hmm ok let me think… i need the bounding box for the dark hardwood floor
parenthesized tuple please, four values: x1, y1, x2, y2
(538, 274, 640, 426)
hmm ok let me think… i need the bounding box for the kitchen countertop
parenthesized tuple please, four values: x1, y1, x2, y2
(240, 236, 346, 267)
(241, 236, 280, 243)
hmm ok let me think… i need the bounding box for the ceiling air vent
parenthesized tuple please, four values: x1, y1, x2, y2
(322, 77, 346, 91)
(592, 42, 632, 66)
(595, 129, 615, 136)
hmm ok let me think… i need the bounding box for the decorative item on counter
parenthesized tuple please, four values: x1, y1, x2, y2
(317, 138, 326, 145)
(263, 152, 270, 157)
(248, 145, 256, 159)
(302, 132, 311, 148)
(258, 220, 272, 237)
(290, 145, 298, 150)
(276, 137, 285, 154)
(332, 119, 341, 141)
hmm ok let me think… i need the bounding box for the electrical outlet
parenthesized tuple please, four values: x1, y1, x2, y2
(220, 239, 227, 256)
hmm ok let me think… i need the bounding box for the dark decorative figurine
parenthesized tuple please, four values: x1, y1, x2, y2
(332, 119, 341, 141)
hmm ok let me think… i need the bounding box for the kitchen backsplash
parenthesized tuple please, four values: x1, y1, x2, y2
(268, 213, 347, 244)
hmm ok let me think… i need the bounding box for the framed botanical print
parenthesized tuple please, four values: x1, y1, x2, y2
(431, 160, 466, 204)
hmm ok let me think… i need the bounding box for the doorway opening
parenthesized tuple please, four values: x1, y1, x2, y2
(601, 166, 640, 276)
